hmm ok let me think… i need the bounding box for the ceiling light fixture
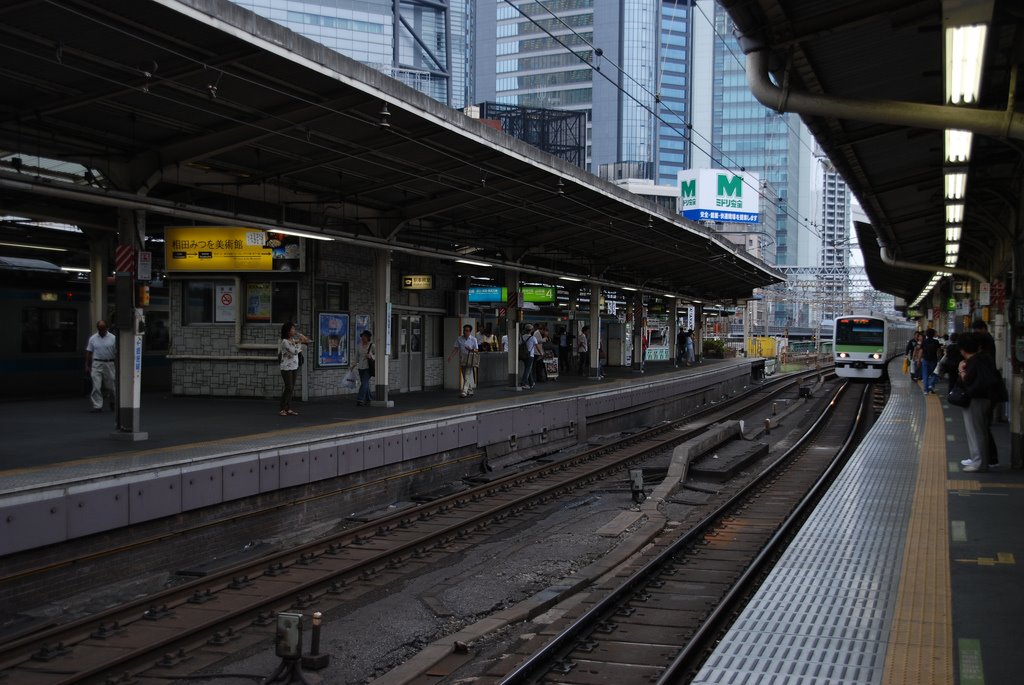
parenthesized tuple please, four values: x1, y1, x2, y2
(944, 129, 973, 163)
(455, 258, 492, 267)
(946, 225, 962, 242)
(946, 203, 964, 223)
(945, 23, 988, 104)
(944, 171, 967, 199)
(0, 241, 67, 252)
(270, 228, 334, 241)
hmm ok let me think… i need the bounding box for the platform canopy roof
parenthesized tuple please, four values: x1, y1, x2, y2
(0, 0, 783, 302)
(719, 0, 1023, 305)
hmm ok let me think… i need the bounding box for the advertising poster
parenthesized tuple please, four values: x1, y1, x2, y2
(165, 226, 304, 272)
(317, 313, 349, 367)
(355, 314, 372, 341)
(246, 282, 272, 322)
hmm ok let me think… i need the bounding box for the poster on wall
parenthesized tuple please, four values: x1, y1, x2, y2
(355, 314, 372, 341)
(317, 313, 349, 367)
(246, 282, 272, 322)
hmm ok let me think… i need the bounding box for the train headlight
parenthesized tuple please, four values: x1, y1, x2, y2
(871, 353, 881, 359)
(838, 352, 848, 358)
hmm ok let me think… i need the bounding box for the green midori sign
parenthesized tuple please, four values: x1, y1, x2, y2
(677, 169, 760, 224)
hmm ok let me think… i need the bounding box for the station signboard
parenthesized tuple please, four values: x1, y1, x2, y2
(468, 285, 555, 303)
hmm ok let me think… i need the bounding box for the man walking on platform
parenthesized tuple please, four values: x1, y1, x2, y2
(920, 328, 941, 394)
(85, 320, 116, 412)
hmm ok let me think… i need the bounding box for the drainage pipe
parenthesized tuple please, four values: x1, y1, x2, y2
(744, 48, 1024, 141)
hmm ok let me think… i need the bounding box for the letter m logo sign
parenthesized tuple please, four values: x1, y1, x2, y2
(680, 179, 696, 198)
(717, 174, 743, 197)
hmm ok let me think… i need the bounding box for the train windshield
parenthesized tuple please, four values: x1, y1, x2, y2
(835, 318, 884, 346)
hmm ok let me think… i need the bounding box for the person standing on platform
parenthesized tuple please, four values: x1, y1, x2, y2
(971, 318, 1000, 462)
(577, 325, 590, 375)
(519, 324, 537, 388)
(447, 324, 479, 398)
(685, 329, 696, 365)
(920, 327, 941, 394)
(534, 323, 550, 383)
(937, 332, 963, 394)
(477, 324, 497, 352)
(85, 319, 116, 413)
(676, 328, 687, 366)
(353, 330, 376, 406)
(278, 321, 309, 416)
(957, 333, 1000, 472)
(557, 326, 570, 375)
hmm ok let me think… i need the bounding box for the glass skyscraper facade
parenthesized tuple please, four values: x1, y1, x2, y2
(655, 0, 692, 185)
(231, 0, 468, 108)
(483, 0, 660, 175)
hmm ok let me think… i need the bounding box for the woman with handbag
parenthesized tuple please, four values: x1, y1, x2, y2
(353, 330, 375, 406)
(278, 321, 309, 416)
(955, 333, 999, 472)
(447, 324, 480, 398)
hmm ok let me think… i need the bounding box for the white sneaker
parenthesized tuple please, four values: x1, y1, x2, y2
(961, 458, 975, 466)
(963, 463, 988, 473)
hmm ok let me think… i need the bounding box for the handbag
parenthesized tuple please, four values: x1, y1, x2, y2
(947, 386, 970, 408)
(298, 352, 304, 367)
(367, 343, 376, 376)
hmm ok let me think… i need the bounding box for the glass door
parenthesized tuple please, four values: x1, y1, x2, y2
(398, 314, 423, 392)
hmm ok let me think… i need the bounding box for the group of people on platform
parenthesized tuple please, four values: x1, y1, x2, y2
(905, 320, 1007, 473)
(277, 321, 376, 414)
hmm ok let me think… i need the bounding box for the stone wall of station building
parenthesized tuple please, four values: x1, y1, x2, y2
(168, 242, 457, 398)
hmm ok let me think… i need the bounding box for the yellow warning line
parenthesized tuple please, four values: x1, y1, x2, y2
(882, 395, 954, 684)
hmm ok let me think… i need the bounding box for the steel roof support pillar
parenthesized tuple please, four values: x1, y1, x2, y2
(372, 250, 394, 408)
(589, 283, 601, 379)
(111, 208, 147, 441)
(505, 269, 521, 389)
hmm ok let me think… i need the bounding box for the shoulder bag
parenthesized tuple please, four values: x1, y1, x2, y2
(367, 343, 376, 376)
(947, 385, 970, 408)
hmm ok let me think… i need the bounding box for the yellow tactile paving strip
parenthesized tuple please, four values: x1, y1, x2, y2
(882, 395, 954, 685)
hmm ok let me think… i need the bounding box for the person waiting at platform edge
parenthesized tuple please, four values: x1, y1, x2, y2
(353, 330, 376, 406)
(277, 321, 309, 416)
(447, 324, 479, 397)
(919, 327, 942, 394)
(85, 319, 116, 413)
(956, 332, 1002, 473)
(577, 325, 589, 375)
(520, 323, 538, 388)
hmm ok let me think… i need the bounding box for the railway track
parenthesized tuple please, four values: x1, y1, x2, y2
(491, 380, 871, 685)
(0, 371, 827, 684)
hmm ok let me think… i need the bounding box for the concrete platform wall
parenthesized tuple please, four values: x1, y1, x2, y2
(0, 362, 758, 559)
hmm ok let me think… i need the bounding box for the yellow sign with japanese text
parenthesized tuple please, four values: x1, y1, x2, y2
(165, 227, 272, 271)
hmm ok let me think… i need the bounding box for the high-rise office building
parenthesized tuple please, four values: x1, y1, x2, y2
(475, 0, 659, 176)
(230, 0, 469, 108)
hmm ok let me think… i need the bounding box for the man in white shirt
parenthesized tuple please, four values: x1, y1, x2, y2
(85, 320, 116, 412)
(519, 324, 537, 388)
(447, 324, 480, 397)
(577, 326, 589, 375)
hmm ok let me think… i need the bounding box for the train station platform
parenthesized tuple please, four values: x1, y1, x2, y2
(694, 361, 1024, 684)
(0, 357, 769, 557)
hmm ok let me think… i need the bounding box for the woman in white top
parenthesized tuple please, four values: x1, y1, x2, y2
(278, 321, 309, 416)
(352, 330, 376, 406)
